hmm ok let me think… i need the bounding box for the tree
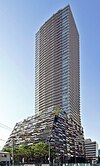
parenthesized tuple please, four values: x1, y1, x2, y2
(14, 145, 33, 163)
(3, 142, 50, 164)
(33, 142, 48, 163)
(3, 145, 33, 164)
(3, 147, 12, 156)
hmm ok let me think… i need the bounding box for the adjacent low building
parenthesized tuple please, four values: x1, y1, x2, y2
(0, 151, 10, 166)
(85, 139, 98, 163)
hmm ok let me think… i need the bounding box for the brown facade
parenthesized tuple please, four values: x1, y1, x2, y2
(35, 5, 85, 158)
(4, 5, 85, 162)
(35, 6, 81, 126)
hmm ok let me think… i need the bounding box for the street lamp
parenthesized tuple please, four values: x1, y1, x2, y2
(48, 139, 51, 166)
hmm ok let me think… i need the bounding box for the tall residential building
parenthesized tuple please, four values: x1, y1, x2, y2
(35, 5, 85, 160)
(35, 5, 80, 125)
(4, 5, 85, 162)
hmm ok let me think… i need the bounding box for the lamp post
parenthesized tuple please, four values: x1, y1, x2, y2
(48, 140, 51, 166)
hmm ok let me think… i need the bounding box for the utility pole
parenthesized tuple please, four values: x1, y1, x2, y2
(74, 140, 76, 164)
(12, 139, 14, 166)
(48, 140, 51, 166)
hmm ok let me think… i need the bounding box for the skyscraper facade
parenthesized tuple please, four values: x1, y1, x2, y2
(35, 5, 80, 125)
(4, 5, 85, 161)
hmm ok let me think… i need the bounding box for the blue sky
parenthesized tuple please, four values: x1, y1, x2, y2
(0, 0, 100, 149)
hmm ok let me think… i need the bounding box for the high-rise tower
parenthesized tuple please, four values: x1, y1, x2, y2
(4, 5, 85, 160)
(35, 5, 80, 125)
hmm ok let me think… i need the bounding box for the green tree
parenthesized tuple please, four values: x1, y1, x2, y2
(3, 145, 33, 164)
(14, 145, 32, 163)
(3, 142, 55, 164)
(33, 142, 48, 163)
(14, 146, 26, 163)
(3, 147, 12, 156)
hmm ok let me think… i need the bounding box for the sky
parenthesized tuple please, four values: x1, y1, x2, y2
(0, 0, 100, 149)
